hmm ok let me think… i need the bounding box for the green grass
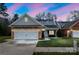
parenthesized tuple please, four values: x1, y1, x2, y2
(0, 36, 11, 43)
(33, 52, 79, 55)
(77, 39, 79, 46)
(37, 38, 73, 47)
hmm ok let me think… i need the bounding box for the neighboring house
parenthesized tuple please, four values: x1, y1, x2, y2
(10, 13, 79, 44)
(58, 20, 79, 38)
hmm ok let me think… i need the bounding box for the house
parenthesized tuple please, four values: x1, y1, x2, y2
(10, 13, 60, 44)
(57, 19, 79, 38)
(10, 13, 79, 44)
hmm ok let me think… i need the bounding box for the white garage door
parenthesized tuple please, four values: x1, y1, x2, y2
(14, 31, 38, 44)
(72, 31, 79, 38)
(14, 32, 38, 39)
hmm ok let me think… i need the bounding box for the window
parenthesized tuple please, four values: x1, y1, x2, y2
(25, 18, 28, 22)
(49, 31, 54, 35)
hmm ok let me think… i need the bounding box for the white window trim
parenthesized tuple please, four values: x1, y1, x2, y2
(49, 30, 54, 35)
(25, 18, 28, 22)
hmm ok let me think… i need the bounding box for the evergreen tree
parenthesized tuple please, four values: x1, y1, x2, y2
(0, 3, 10, 36)
(0, 18, 10, 36)
(0, 3, 8, 16)
(11, 14, 19, 23)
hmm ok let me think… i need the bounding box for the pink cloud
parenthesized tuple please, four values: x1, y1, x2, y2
(51, 3, 79, 21)
(25, 3, 45, 11)
(7, 3, 23, 14)
(27, 7, 48, 16)
(27, 4, 54, 17)
(58, 14, 69, 21)
(29, 3, 44, 9)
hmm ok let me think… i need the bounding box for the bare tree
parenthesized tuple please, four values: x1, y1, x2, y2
(67, 10, 79, 21)
(36, 12, 57, 21)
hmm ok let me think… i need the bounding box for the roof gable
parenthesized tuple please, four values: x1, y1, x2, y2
(57, 21, 74, 29)
(57, 19, 79, 29)
(70, 20, 79, 29)
(10, 14, 44, 27)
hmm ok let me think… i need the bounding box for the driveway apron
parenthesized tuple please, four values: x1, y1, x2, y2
(0, 43, 36, 55)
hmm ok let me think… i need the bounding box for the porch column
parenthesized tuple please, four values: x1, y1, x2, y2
(55, 30, 58, 38)
(39, 31, 42, 39)
(11, 31, 14, 40)
(44, 31, 49, 40)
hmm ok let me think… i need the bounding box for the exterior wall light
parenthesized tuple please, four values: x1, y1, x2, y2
(42, 29, 45, 31)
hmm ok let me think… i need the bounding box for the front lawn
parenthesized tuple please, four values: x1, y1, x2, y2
(33, 52, 79, 55)
(77, 39, 79, 46)
(37, 38, 73, 47)
(0, 36, 11, 43)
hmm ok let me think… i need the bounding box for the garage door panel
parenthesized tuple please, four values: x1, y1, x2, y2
(14, 32, 38, 39)
(72, 31, 79, 38)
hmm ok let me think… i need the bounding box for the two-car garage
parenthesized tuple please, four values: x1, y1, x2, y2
(12, 29, 40, 44)
(14, 32, 38, 40)
(10, 14, 43, 44)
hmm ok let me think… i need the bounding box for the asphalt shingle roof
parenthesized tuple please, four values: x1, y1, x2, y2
(57, 20, 79, 29)
(11, 14, 79, 29)
(36, 19, 60, 29)
(10, 14, 60, 29)
(10, 14, 44, 27)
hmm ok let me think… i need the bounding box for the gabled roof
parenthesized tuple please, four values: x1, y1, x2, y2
(36, 19, 60, 29)
(10, 14, 44, 27)
(36, 12, 60, 29)
(10, 14, 60, 29)
(57, 22, 67, 28)
(10, 13, 79, 29)
(63, 21, 74, 29)
(57, 20, 79, 29)
(37, 20, 59, 29)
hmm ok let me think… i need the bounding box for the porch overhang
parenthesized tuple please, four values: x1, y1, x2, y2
(44, 27, 59, 30)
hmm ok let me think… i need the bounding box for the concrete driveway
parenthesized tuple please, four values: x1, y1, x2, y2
(0, 42, 36, 55)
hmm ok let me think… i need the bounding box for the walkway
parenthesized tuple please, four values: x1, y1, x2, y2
(34, 47, 77, 52)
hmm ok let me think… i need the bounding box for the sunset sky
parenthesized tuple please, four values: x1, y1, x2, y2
(5, 3, 79, 21)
